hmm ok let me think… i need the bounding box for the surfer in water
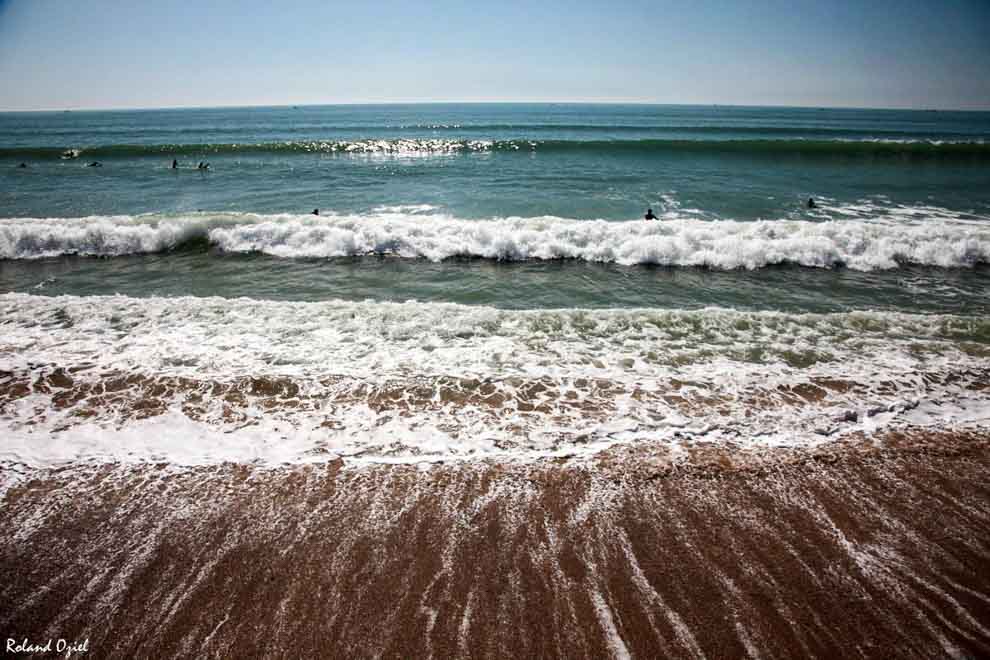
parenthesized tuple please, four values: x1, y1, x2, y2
(807, 197, 817, 209)
(197, 161, 210, 170)
(644, 208, 659, 220)
(172, 159, 178, 169)
(87, 161, 102, 167)
(312, 209, 320, 215)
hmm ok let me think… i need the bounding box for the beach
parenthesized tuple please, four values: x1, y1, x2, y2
(2, 104, 990, 657)
(2, 431, 989, 658)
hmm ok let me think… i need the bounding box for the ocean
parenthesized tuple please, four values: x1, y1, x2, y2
(1, 103, 988, 463)
(2, 104, 990, 657)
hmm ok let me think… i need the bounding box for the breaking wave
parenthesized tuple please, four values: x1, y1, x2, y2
(2, 211, 989, 270)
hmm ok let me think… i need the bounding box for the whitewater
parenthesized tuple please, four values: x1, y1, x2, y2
(1, 292, 988, 468)
(2, 209, 989, 270)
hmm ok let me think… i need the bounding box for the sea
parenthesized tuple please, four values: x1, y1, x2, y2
(1, 103, 989, 467)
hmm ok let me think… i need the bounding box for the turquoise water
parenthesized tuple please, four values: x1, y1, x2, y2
(1, 103, 989, 312)
(2, 104, 990, 464)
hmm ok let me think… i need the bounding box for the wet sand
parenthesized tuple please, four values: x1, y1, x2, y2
(1, 431, 989, 658)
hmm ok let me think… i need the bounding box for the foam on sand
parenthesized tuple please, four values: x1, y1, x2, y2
(1, 293, 988, 468)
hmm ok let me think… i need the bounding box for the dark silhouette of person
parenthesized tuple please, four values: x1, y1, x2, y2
(87, 161, 102, 167)
(644, 208, 658, 220)
(172, 159, 178, 169)
(807, 197, 816, 209)
(17, 163, 27, 168)
(312, 209, 320, 215)
(197, 162, 210, 170)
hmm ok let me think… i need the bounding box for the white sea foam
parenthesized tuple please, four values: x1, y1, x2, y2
(208, 214, 990, 269)
(0, 214, 215, 259)
(1, 293, 988, 468)
(2, 205, 988, 269)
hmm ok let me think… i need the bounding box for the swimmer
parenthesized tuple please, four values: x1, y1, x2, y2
(87, 161, 102, 167)
(644, 208, 658, 220)
(312, 208, 320, 215)
(172, 159, 178, 169)
(807, 197, 817, 209)
(17, 163, 27, 168)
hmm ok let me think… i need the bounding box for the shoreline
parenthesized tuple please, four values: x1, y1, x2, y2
(2, 431, 988, 658)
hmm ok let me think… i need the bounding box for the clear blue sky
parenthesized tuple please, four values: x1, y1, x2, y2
(1, 0, 988, 111)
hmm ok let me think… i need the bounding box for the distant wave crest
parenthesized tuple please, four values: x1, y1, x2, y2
(2, 137, 989, 159)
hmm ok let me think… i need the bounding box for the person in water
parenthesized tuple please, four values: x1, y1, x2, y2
(172, 159, 178, 169)
(197, 161, 210, 170)
(312, 209, 320, 215)
(16, 163, 27, 168)
(644, 208, 658, 220)
(87, 161, 102, 167)
(807, 197, 817, 209)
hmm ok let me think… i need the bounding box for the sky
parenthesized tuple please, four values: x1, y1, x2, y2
(0, 0, 988, 111)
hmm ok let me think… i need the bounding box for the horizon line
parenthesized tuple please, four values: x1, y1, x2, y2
(2, 100, 989, 114)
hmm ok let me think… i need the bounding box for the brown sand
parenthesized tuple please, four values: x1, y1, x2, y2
(1, 431, 989, 658)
